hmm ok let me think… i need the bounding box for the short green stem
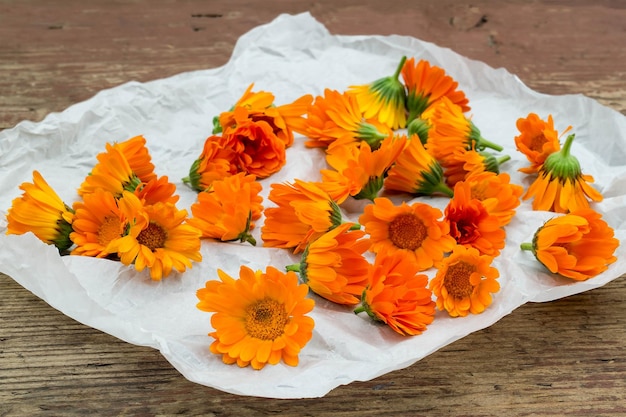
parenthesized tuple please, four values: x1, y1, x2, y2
(354, 305, 367, 315)
(520, 242, 534, 251)
(561, 133, 576, 158)
(392, 56, 408, 80)
(285, 264, 301, 273)
(477, 136, 503, 152)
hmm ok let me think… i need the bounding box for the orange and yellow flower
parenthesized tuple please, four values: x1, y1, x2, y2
(355, 251, 435, 336)
(348, 56, 408, 130)
(221, 106, 288, 178)
(106, 191, 202, 280)
(521, 209, 619, 280)
(215, 83, 313, 147)
(322, 134, 407, 201)
(196, 265, 315, 370)
(423, 97, 502, 165)
(400, 57, 470, 122)
(188, 173, 262, 245)
(261, 180, 344, 253)
(70, 188, 126, 258)
(134, 175, 180, 206)
(77, 143, 142, 197)
(430, 245, 500, 317)
(183, 135, 237, 192)
(288, 223, 371, 305)
(442, 146, 510, 187)
(464, 170, 523, 227)
(6, 170, 74, 252)
(522, 133, 603, 213)
(514, 113, 564, 174)
(359, 197, 456, 271)
(444, 181, 506, 257)
(113, 135, 156, 183)
(301, 88, 392, 150)
(384, 134, 453, 197)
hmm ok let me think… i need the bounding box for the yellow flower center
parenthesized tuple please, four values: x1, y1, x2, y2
(244, 298, 288, 340)
(530, 133, 547, 152)
(97, 215, 122, 246)
(444, 261, 476, 298)
(137, 222, 167, 250)
(388, 213, 427, 250)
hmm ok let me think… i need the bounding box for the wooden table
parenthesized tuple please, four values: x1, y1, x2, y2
(1, 1, 625, 415)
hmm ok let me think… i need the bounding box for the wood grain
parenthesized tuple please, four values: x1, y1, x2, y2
(1, 1, 625, 416)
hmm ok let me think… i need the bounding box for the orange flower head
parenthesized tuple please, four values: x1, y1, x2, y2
(113, 135, 156, 183)
(196, 265, 315, 370)
(355, 251, 435, 336)
(6, 170, 74, 252)
(291, 223, 371, 305)
(77, 143, 142, 197)
(442, 146, 511, 187)
(430, 245, 500, 317)
(183, 135, 237, 192)
(521, 209, 619, 281)
(188, 173, 263, 245)
(221, 106, 287, 178)
(384, 134, 453, 197)
(464, 171, 523, 227)
(323, 134, 408, 201)
(401, 57, 470, 122)
(347, 56, 408, 130)
(423, 97, 502, 164)
(445, 181, 506, 257)
(106, 192, 202, 280)
(302, 88, 392, 150)
(134, 175, 180, 206)
(261, 180, 344, 253)
(216, 83, 312, 147)
(359, 197, 456, 271)
(522, 133, 603, 213)
(70, 188, 126, 258)
(514, 113, 563, 174)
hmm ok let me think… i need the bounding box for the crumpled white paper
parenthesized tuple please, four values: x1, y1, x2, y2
(1, 12, 626, 399)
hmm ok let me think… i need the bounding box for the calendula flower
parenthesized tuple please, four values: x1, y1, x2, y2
(301, 88, 392, 150)
(384, 134, 453, 197)
(322, 134, 407, 202)
(354, 251, 435, 336)
(520, 209, 619, 281)
(445, 181, 506, 257)
(183, 135, 237, 192)
(514, 113, 564, 174)
(261, 180, 346, 253)
(401, 57, 470, 122)
(196, 265, 315, 370)
(443, 146, 511, 187)
(423, 97, 502, 165)
(188, 173, 262, 245)
(221, 106, 287, 178)
(430, 245, 500, 317)
(286, 223, 371, 305)
(6, 170, 74, 252)
(359, 197, 456, 271)
(113, 135, 157, 183)
(77, 143, 142, 197)
(134, 175, 180, 206)
(522, 133, 603, 213)
(107, 191, 202, 280)
(348, 56, 408, 130)
(464, 171, 523, 227)
(70, 188, 125, 258)
(215, 83, 313, 147)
